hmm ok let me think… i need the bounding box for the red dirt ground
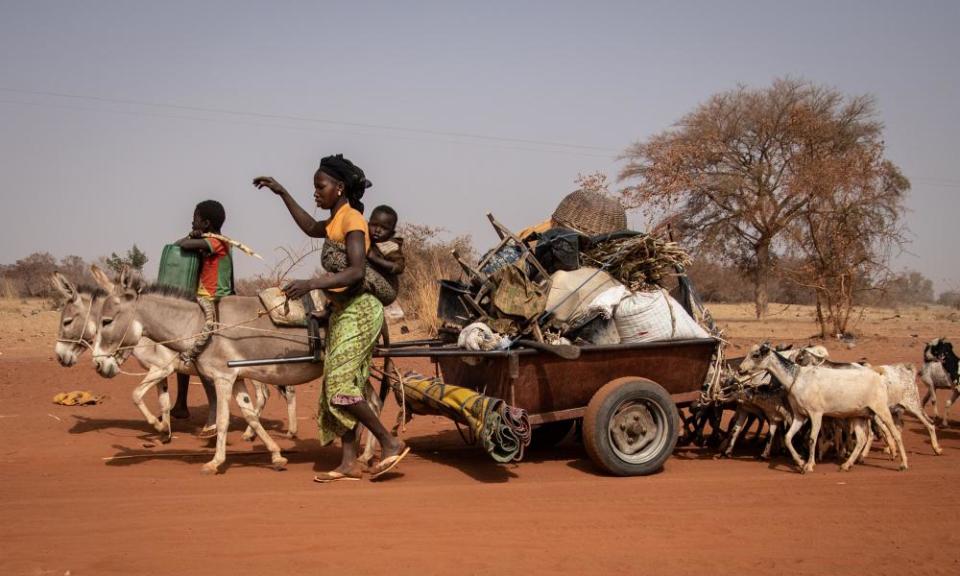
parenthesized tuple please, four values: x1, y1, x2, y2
(1, 302, 959, 575)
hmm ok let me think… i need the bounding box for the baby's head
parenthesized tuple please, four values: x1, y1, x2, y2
(369, 205, 398, 243)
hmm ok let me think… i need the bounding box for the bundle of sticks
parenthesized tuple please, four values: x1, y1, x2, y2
(583, 233, 692, 291)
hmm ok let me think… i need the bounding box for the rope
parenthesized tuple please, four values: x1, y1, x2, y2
(661, 288, 677, 338)
(55, 296, 94, 348)
(393, 365, 407, 436)
(369, 364, 409, 437)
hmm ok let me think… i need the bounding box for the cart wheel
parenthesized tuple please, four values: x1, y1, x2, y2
(583, 377, 679, 476)
(528, 420, 574, 450)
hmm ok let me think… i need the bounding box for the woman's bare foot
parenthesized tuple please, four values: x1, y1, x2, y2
(314, 463, 362, 483)
(380, 438, 406, 460)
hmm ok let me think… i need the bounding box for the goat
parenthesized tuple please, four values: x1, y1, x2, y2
(739, 343, 907, 473)
(920, 338, 960, 426)
(719, 345, 827, 460)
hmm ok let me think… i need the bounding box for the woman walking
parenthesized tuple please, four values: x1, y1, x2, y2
(254, 154, 409, 482)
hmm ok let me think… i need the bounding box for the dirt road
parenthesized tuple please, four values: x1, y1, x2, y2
(1, 300, 959, 575)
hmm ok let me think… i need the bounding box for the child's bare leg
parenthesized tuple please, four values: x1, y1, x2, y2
(171, 373, 191, 419)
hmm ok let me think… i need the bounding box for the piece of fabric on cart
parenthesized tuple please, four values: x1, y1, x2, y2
(317, 292, 384, 446)
(584, 285, 632, 320)
(398, 371, 531, 463)
(458, 322, 506, 351)
(321, 240, 397, 306)
(490, 264, 548, 321)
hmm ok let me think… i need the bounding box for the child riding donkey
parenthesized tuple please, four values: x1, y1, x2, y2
(167, 200, 232, 435)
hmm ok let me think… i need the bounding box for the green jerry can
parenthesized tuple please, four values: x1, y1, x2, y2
(157, 244, 200, 292)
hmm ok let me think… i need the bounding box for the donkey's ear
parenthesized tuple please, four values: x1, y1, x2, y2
(89, 265, 115, 291)
(50, 272, 79, 302)
(118, 265, 144, 293)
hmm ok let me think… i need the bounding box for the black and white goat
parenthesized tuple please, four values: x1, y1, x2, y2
(920, 337, 960, 426)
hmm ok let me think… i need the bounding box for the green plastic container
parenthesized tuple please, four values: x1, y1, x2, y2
(157, 244, 200, 292)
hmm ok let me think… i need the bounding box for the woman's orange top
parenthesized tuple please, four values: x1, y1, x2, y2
(325, 203, 370, 293)
(325, 203, 371, 252)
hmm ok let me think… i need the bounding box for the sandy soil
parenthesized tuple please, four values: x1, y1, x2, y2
(1, 299, 959, 575)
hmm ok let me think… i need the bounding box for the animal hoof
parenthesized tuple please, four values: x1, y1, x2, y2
(285, 432, 298, 440)
(898, 464, 908, 471)
(272, 456, 288, 471)
(242, 433, 255, 442)
(200, 463, 219, 475)
(934, 447, 944, 455)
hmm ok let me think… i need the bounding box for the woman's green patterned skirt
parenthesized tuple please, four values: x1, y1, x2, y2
(317, 292, 384, 446)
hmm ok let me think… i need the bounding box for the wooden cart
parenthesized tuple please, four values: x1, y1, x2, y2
(381, 338, 718, 476)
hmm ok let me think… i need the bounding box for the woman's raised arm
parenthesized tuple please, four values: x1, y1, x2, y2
(253, 176, 327, 238)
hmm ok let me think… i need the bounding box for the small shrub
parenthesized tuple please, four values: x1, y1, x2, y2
(396, 224, 474, 334)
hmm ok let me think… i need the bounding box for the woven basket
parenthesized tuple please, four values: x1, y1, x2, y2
(552, 189, 627, 236)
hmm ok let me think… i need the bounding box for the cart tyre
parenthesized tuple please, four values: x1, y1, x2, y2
(529, 420, 574, 450)
(584, 377, 679, 476)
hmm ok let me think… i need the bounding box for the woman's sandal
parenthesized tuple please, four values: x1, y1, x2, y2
(313, 470, 362, 483)
(197, 424, 217, 439)
(369, 445, 411, 480)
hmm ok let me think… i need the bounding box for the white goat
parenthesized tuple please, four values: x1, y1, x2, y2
(794, 350, 942, 458)
(739, 343, 907, 473)
(721, 345, 833, 460)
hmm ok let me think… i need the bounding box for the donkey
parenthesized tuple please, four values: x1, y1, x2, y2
(90, 268, 386, 474)
(52, 271, 297, 442)
(739, 343, 907, 473)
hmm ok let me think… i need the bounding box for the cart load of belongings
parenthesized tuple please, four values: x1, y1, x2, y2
(438, 189, 717, 349)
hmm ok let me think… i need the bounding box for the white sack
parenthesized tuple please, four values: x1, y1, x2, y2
(545, 267, 621, 324)
(614, 290, 709, 343)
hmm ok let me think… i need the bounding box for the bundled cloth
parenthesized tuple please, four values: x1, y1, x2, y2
(583, 233, 692, 291)
(399, 372, 531, 463)
(457, 322, 507, 351)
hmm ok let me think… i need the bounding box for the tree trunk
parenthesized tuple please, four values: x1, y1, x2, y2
(753, 241, 771, 319)
(814, 293, 827, 338)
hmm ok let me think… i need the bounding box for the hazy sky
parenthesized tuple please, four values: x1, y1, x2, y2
(1, 1, 958, 291)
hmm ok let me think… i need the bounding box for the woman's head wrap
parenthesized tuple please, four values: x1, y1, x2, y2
(317, 154, 372, 213)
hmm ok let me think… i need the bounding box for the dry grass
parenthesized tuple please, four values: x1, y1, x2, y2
(708, 301, 959, 349)
(401, 253, 448, 334)
(395, 224, 473, 336)
(0, 277, 19, 300)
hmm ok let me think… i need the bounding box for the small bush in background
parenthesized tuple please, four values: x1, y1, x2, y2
(396, 223, 473, 334)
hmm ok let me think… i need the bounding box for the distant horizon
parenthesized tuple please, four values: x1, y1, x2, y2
(2, 1, 958, 291)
